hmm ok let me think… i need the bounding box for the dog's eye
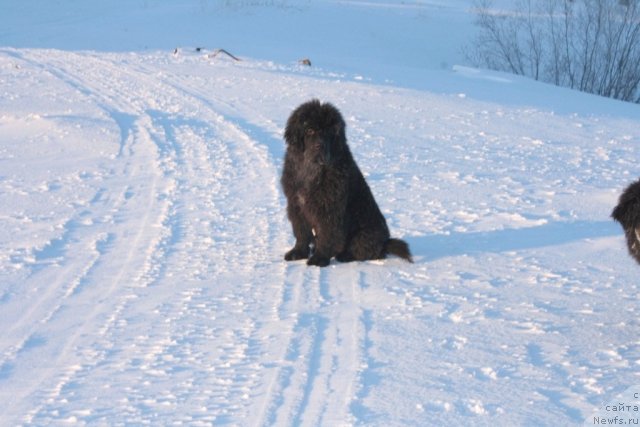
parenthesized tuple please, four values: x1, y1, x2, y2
(305, 128, 315, 136)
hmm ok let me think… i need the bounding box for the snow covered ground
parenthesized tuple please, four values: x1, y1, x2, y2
(1, 1, 639, 426)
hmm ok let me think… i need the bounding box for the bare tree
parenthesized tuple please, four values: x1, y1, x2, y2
(469, 0, 640, 103)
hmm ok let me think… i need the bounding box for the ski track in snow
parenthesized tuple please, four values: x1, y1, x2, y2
(0, 48, 639, 426)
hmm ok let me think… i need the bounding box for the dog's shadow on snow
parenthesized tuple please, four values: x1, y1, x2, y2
(407, 220, 619, 262)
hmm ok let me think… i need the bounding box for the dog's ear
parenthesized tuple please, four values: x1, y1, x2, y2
(334, 118, 346, 141)
(284, 109, 304, 149)
(325, 112, 347, 162)
(285, 100, 320, 150)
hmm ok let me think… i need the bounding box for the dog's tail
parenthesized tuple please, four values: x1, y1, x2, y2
(385, 238, 413, 263)
(612, 180, 640, 264)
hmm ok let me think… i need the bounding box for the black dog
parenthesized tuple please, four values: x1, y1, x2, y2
(612, 179, 640, 265)
(281, 99, 412, 267)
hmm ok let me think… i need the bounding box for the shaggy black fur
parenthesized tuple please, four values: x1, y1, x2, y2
(612, 178, 640, 265)
(281, 99, 412, 267)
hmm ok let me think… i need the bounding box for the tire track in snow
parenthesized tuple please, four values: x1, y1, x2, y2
(126, 57, 313, 426)
(0, 50, 190, 424)
(261, 265, 366, 427)
(0, 50, 179, 425)
(7, 50, 296, 425)
(141, 57, 371, 426)
(151, 67, 370, 425)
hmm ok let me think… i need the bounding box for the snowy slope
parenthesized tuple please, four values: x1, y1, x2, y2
(1, 2, 640, 426)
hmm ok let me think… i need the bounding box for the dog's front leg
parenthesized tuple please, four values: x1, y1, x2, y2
(285, 202, 314, 261)
(304, 182, 347, 267)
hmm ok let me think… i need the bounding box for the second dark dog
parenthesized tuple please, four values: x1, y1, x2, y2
(612, 178, 640, 265)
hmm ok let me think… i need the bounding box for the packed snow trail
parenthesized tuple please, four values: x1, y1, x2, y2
(0, 49, 373, 426)
(0, 49, 639, 426)
(0, 49, 283, 424)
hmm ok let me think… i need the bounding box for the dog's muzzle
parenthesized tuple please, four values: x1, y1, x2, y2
(315, 139, 331, 165)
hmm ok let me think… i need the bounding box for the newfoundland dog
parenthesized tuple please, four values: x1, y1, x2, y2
(281, 99, 412, 267)
(612, 178, 640, 265)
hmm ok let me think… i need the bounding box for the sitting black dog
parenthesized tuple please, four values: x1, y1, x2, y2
(281, 99, 412, 267)
(612, 178, 640, 265)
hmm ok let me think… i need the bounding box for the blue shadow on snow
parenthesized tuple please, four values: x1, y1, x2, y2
(407, 220, 619, 262)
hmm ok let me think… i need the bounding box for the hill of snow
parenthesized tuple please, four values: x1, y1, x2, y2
(1, 1, 639, 426)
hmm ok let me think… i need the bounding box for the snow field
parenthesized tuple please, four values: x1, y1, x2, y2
(0, 44, 638, 426)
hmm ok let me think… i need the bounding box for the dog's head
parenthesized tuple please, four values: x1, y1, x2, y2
(612, 179, 640, 229)
(284, 99, 347, 165)
(612, 179, 640, 264)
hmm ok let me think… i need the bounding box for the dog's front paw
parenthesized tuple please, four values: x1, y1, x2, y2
(307, 254, 330, 267)
(285, 247, 310, 261)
